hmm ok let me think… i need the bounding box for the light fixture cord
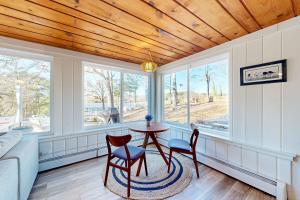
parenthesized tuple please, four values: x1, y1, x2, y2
(147, 50, 154, 62)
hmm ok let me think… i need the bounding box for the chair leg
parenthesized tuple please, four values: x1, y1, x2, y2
(193, 152, 199, 178)
(136, 157, 143, 176)
(127, 167, 131, 198)
(167, 149, 172, 173)
(125, 160, 127, 168)
(104, 157, 110, 186)
(144, 153, 148, 176)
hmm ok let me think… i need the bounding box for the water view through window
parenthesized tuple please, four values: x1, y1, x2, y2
(0, 55, 51, 133)
(83, 63, 149, 126)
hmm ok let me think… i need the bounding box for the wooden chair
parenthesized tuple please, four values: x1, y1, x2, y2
(104, 134, 148, 197)
(167, 128, 200, 178)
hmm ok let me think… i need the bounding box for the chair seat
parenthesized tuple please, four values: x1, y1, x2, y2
(168, 139, 191, 151)
(113, 145, 145, 160)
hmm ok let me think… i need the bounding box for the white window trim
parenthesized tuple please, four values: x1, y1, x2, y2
(81, 61, 151, 130)
(159, 52, 232, 138)
(0, 48, 54, 135)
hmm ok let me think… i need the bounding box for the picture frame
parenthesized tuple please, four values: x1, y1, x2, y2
(240, 59, 287, 86)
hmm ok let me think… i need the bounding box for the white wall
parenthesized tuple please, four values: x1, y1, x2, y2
(158, 16, 300, 199)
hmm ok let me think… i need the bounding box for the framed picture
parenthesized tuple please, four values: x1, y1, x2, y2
(240, 59, 287, 86)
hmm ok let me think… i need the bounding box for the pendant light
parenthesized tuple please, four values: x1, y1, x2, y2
(141, 50, 157, 72)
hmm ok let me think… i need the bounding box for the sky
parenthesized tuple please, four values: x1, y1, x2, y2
(164, 59, 229, 94)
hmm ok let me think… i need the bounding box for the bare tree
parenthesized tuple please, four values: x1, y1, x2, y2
(89, 68, 116, 108)
(171, 73, 178, 110)
(205, 66, 213, 102)
(87, 80, 106, 109)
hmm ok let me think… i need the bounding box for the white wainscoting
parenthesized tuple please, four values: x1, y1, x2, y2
(157, 125, 295, 198)
(38, 126, 145, 171)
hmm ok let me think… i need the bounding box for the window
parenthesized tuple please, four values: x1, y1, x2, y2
(0, 54, 51, 133)
(84, 65, 121, 126)
(190, 59, 229, 132)
(163, 70, 188, 124)
(123, 73, 148, 122)
(163, 57, 229, 134)
(83, 63, 149, 127)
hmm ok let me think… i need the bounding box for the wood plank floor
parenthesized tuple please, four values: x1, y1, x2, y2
(29, 150, 276, 200)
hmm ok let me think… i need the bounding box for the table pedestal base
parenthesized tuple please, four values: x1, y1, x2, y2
(136, 132, 169, 175)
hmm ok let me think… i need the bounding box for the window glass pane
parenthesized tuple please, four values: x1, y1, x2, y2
(163, 70, 188, 124)
(123, 73, 148, 122)
(84, 65, 121, 126)
(0, 55, 51, 133)
(190, 59, 229, 132)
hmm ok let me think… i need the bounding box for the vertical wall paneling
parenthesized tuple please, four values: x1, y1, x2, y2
(87, 134, 97, 149)
(73, 59, 83, 133)
(245, 38, 263, 146)
(282, 26, 300, 154)
(228, 144, 242, 166)
(277, 158, 292, 184)
(215, 141, 228, 161)
(232, 44, 246, 142)
(66, 137, 77, 154)
(39, 141, 53, 160)
(62, 56, 74, 135)
(52, 57, 63, 135)
(155, 73, 162, 122)
(53, 140, 65, 157)
(78, 136, 88, 151)
(242, 149, 258, 172)
(258, 153, 277, 180)
(197, 136, 206, 154)
(262, 32, 282, 150)
(206, 139, 216, 156)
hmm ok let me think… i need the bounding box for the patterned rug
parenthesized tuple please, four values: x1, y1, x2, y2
(103, 148, 192, 200)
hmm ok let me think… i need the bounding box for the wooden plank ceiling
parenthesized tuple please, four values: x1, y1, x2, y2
(0, 0, 298, 66)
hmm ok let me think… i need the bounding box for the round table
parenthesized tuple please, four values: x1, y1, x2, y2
(129, 122, 169, 166)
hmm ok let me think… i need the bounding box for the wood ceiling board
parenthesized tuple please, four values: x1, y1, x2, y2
(102, 0, 216, 49)
(52, 0, 200, 54)
(143, 0, 229, 44)
(1, 0, 182, 61)
(0, 14, 151, 64)
(217, 0, 261, 32)
(0, 5, 171, 64)
(27, 0, 187, 58)
(242, 0, 295, 27)
(0, 26, 140, 63)
(0, 24, 73, 48)
(178, 0, 248, 39)
(292, 0, 300, 15)
(0, 0, 297, 65)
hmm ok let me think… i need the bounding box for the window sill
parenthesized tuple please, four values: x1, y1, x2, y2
(164, 122, 231, 141)
(38, 121, 147, 140)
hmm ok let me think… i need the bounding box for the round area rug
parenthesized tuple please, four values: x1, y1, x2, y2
(103, 149, 192, 200)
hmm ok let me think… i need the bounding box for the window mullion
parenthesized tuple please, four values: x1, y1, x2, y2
(120, 72, 124, 123)
(187, 66, 190, 127)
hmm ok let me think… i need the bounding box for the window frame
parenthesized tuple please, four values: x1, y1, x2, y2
(0, 47, 53, 135)
(160, 53, 232, 138)
(82, 61, 151, 130)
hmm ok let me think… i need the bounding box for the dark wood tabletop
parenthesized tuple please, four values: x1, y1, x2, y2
(128, 122, 169, 134)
